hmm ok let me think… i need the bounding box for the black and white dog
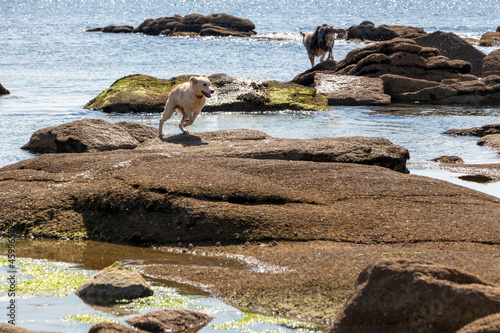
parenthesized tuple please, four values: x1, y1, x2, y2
(300, 24, 337, 67)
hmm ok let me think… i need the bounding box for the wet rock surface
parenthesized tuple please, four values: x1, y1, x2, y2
(456, 313, 500, 333)
(329, 260, 500, 333)
(314, 73, 391, 106)
(125, 309, 214, 333)
(89, 323, 148, 333)
(22, 119, 157, 153)
(88, 13, 256, 37)
(0, 323, 59, 333)
(444, 123, 500, 151)
(85, 74, 328, 113)
(75, 262, 154, 305)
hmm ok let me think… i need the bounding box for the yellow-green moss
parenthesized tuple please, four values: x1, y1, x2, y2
(0, 257, 92, 298)
(84, 74, 189, 111)
(267, 84, 328, 111)
(61, 313, 120, 325)
(210, 313, 320, 332)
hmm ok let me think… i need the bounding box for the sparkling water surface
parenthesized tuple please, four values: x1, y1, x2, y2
(1, 0, 500, 331)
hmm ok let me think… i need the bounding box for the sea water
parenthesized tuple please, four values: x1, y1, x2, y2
(1, 0, 500, 331)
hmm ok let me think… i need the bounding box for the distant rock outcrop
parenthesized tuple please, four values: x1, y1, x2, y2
(347, 21, 427, 41)
(87, 13, 256, 37)
(329, 260, 500, 333)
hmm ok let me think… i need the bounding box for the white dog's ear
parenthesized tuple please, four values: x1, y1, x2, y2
(200, 74, 207, 77)
(190, 76, 197, 84)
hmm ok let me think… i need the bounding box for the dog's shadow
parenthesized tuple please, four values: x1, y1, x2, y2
(159, 133, 208, 147)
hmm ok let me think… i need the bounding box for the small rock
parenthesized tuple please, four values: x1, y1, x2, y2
(431, 155, 464, 164)
(89, 322, 148, 333)
(126, 309, 214, 333)
(75, 262, 154, 305)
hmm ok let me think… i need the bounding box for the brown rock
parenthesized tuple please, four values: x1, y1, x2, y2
(329, 260, 500, 333)
(0, 324, 58, 333)
(478, 134, 500, 149)
(455, 313, 500, 333)
(314, 73, 391, 106)
(134, 13, 256, 37)
(414, 31, 486, 77)
(21, 119, 157, 153)
(394, 79, 500, 105)
(443, 124, 500, 137)
(431, 155, 464, 164)
(482, 49, 500, 77)
(3, 128, 500, 247)
(347, 22, 426, 41)
(479, 32, 500, 47)
(291, 59, 337, 86)
(380, 74, 441, 95)
(335, 38, 477, 83)
(75, 262, 154, 305)
(89, 322, 148, 333)
(0, 83, 10, 95)
(126, 309, 213, 333)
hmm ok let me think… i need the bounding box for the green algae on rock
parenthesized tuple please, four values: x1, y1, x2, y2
(84, 74, 190, 113)
(84, 74, 329, 113)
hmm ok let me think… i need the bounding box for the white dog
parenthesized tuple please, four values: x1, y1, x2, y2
(159, 75, 215, 136)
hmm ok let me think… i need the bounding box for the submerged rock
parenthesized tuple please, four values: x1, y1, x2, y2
(75, 262, 154, 305)
(329, 260, 500, 333)
(126, 309, 214, 333)
(85, 74, 328, 113)
(431, 155, 464, 164)
(22, 119, 157, 153)
(443, 123, 500, 137)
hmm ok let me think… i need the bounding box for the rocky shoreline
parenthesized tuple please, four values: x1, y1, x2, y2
(3, 18, 500, 333)
(1, 118, 500, 332)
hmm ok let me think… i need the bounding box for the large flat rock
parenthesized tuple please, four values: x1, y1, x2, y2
(1, 128, 499, 247)
(314, 73, 391, 106)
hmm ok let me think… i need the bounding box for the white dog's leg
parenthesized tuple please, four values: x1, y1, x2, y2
(178, 108, 194, 134)
(159, 101, 176, 138)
